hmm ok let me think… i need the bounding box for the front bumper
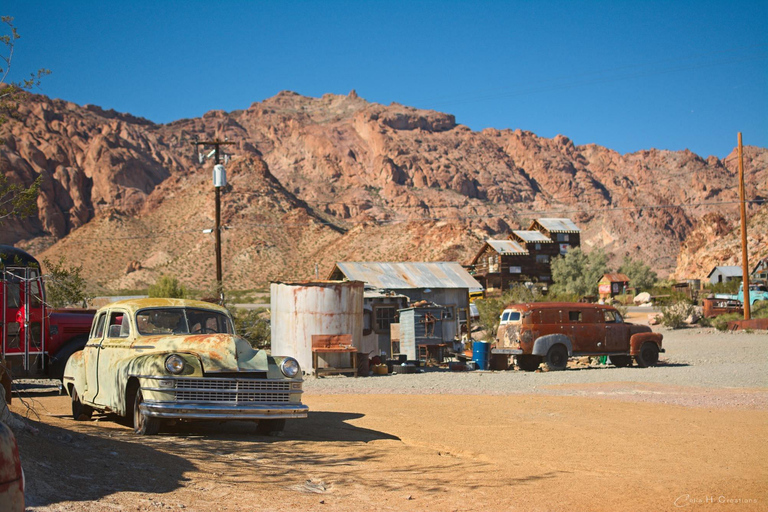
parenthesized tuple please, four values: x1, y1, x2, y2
(140, 401, 309, 420)
(136, 375, 308, 420)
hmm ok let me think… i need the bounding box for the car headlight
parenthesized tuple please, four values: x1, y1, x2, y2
(165, 354, 185, 375)
(280, 357, 300, 378)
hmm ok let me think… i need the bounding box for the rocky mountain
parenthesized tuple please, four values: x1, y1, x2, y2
(1, 91, 765, 292)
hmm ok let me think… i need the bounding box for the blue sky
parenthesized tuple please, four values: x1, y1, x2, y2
(5, 1, 767, 158)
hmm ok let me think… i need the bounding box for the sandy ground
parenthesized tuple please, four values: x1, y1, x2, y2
(8, 326, 768, 512)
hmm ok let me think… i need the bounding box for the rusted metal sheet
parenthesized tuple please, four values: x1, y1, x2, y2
(703, 297, 743, 318)
(271, 281, 364, 373)
(727, 318, 768, 331)
(0, 421, 24, 511)
(331, 262, 482, 290)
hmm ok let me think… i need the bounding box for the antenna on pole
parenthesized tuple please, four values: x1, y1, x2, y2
(192, 138, 236, 304)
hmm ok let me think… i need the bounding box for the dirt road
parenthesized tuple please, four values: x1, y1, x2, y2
(12, 386, 767, 512)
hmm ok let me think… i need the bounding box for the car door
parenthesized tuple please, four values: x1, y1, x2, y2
(96, 309, 133, 408)
(604, 309, 629, 352)
(82, 311, 106, 403)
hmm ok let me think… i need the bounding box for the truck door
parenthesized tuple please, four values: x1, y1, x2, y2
(83, 312, 106, 403)
(603, 310, 629, 351)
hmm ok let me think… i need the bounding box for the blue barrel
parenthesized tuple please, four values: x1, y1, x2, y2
(472, 341, 491, 370)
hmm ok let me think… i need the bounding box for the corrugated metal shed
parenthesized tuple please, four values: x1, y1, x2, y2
(331, 262, 482, 290)
(707, 266, 743, 279)
(486, 240, 528, 255)
(511, 230, 553, 243)
(535, 218, 581, 233)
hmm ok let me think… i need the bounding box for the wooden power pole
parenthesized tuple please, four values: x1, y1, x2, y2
(738, 132, 750, 320)
(192, 139, 235, 303)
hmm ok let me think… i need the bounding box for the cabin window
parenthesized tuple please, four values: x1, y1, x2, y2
(557, 234, 570, 242)
(374, 306, 396, 333)
(535, 243, 541, 250)
(536, 254, 549, 264)
(92, 313, 106, 339)
(108, 311, 130, 338)
(568, 311, 582, 322)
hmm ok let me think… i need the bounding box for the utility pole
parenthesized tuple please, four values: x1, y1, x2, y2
(737, 132, 750, 320)
(192, 139, 235, 303)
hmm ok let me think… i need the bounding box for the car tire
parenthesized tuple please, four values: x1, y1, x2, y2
(516, 355, 541, 372)
(543, 344, 568, 371)
(71, 387, 93, 421)
(256, 419, 286, 436)
(609, 355, 632, 368)
(635, 342, 660, 368)
(131, 387, 160, 435)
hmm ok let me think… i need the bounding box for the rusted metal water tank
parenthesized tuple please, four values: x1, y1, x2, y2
(270, 281, 364, 374)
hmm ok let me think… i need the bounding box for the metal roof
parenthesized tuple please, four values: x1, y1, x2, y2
(707, 266, 744, 278)
(534, 218, 581, 233)
(332, 262, 483, 290)
(486, 240, 529, 255)
(511, 230, 553, 243)
(599, 273, 630, 283)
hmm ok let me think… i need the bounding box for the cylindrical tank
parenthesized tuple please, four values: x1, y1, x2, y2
(270, 281, 364, 374)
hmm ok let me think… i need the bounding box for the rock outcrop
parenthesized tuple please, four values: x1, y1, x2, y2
(1, 91, 765, 290)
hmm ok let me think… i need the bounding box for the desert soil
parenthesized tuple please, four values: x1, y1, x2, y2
(9, 325, 768, 512)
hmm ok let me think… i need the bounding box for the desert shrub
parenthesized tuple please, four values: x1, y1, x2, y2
(232, 307, 271, 349)
(618, 256, 658, 292)
(711, 313, 742, 331)
(42, 256, 89, 307)
(550, 248, 608, 297)
(148, 275, 187, 299)
(475, 295, 508, 342)
(704, 280, 741, 295)
(659, 301, 694, 329)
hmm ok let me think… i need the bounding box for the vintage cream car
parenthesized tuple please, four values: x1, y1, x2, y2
(63, 298, 307, 435)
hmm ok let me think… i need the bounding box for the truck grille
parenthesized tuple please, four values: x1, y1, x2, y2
(171, 378, 292, 403)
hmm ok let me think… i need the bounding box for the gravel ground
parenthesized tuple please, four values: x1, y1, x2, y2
(304, 327, 768, 409)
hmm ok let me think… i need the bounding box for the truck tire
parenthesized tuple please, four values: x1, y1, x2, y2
(635, 342, 659, 368)
(50, 334, 89, 381)
(543, 344, 568, 371)
(71, 387, 93, 421)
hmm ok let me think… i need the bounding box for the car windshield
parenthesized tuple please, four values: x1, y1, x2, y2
(136, 308, 234, 335)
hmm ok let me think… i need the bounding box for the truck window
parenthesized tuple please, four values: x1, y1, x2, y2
(568, 311, 582, 322)
(604, 310, 623, 323)
(501, 311, 510, 323)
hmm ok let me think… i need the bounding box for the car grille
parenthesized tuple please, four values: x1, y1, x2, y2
(171, 378, 292, 403)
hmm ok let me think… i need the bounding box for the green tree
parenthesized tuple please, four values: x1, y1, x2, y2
(148, 275, 187, 299)
(618, 255, 658, 292)
(42, 257, 89, 308)
(231, 307, 271, 350)
(550, 247, 609, 297)
(0, 16, 48, 222)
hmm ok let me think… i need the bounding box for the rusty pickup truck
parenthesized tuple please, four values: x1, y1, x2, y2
(494, 302, 664, 371)
(63, 298, 307, 435)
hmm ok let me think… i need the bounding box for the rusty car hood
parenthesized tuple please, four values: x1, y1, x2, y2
(133, 334, 268, 373)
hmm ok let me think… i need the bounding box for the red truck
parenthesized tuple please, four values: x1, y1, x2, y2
(1, 245, 95, 383)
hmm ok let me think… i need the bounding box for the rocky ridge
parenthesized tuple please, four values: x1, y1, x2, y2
(1, 91, 765, 291)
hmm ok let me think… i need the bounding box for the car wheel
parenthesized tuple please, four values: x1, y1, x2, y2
(543, 344, 568, 371)
(71, 387, 93, 421)
(635, 342, 660, 368)
(131, 388, 160, 435)
(609, 355, 632, 368)
(516, 355, 541, 372)
(256, 419, 286, 436)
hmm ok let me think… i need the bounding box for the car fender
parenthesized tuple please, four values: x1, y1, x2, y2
(630, 332, 663, 355)
(62, 350, 87, 398)
(532, 334, 573, 357)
